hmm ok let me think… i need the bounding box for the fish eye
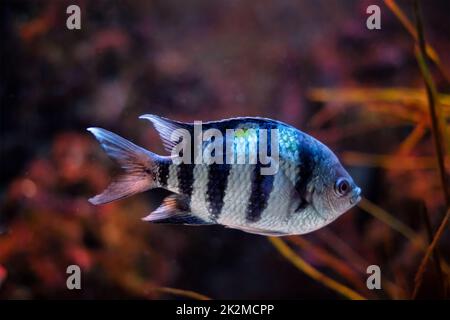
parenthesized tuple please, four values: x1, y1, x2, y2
(335, 178, 350, 196)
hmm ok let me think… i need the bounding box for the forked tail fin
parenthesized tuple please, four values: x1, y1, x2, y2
(87, 127, 159, 205)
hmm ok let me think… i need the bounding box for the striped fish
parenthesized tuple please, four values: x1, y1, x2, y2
(87, 115, 361, 236)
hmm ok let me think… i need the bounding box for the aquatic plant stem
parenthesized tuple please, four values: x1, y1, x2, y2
(419, 203, 445, 297)
(342, 152, 449, 170)
(411, 0, 450, 298)
(384, 0, 450, 84)
(287, 235, 406, 299)
(397, 120, 427, 155)
(358, 198, 423, 249)
(413, 4, 450, 188)
(412, 208, 450, 299)
(268, 237, 366, 300)
(286, 236, 373, 296)
(358, 198, 450, 277)
(154, 287, 212, 300)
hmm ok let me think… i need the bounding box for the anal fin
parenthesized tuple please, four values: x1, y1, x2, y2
(142, 195, 212, 225)
(225, 224, 289, 237)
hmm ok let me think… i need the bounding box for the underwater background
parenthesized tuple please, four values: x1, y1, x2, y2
(1, 0, 449, 299)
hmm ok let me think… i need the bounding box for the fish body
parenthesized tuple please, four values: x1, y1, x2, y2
(88, 115, 361, 236)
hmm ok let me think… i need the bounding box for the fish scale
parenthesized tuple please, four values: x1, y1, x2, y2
(156, 160, 170, 188)
(217, 164, 254, 226)
(259, 162, 297, 230)
(167, 164, 180, 193)
(190, 165, 212, 222)
(246, 164, 274, 223)
(206, 163, 231, 220)
(177, 164, 195, 199)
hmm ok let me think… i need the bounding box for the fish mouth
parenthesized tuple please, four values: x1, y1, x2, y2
(350, 186, 362, 205)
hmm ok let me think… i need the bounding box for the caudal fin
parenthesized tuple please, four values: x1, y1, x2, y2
(87, 127, 158, 205)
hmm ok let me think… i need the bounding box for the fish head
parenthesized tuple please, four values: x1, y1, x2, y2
(310, 159, 361, 224)
(287, 139, 361, 234)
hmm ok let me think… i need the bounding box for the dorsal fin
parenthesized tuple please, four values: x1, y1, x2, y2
(139, 114, 193, 154)
(142, 194, 211, 225)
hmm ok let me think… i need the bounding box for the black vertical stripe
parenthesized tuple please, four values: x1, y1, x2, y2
(246, 165, 274, 223)
(176, 122, 196, 199)
(294, 145, 314, 211)
(206, 164, 231, 220)
(205, 129, 231, 221)
(177, 164, 195, 199)
(157, 161, 170, 187)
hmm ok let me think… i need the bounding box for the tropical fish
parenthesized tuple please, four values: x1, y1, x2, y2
(87, 115, 361, 236)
